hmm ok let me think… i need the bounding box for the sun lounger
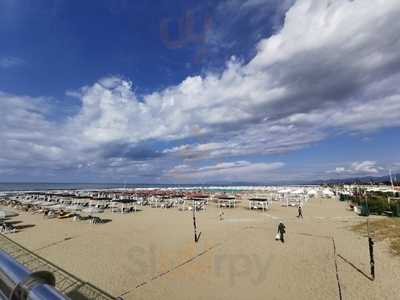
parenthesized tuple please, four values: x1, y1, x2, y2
(1, 222, 18, 234)
(45, 211, 57, 219)
(90, 217, 109, 224)
(73, 215, 91, 221)
(58, 213, 75, 219)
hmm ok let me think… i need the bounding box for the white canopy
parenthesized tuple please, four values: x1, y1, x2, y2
(291, 189, 304, 194)
(278, 189, 292, 194)
(322, 189, 335, 196)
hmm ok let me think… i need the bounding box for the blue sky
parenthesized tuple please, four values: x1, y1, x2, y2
(0, 0, 399, 183)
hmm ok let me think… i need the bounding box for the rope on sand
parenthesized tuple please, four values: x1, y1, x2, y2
(332, 238, 343, 300)
(33, 236, 79, 252)
(119, 226, 345, 300)
(337, 254, 374, 282)
(118, 225, 256, 297)
(118, 242, 223, 297)
(292, 232, 343, 300)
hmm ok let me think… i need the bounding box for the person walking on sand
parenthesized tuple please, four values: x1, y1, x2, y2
(277, 221, 286, 243)
(297, 205, 303, 218)
(219, 208, 224, 221)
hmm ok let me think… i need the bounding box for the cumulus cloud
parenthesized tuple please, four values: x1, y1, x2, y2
(65, 0, 400, 150)
(1, 0, 400, 182)
(328, 161, 384, 176)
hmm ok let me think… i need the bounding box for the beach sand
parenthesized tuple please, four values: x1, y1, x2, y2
(2, 198, 400, 300)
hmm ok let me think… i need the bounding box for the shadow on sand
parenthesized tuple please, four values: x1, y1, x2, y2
(337, 254, 374, 281)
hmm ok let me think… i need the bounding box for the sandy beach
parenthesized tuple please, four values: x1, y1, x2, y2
(2, 198, 400, 300)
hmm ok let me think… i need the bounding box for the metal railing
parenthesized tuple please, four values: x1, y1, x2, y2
(0, 250, 69, 300)
(0, 234, 115, 300)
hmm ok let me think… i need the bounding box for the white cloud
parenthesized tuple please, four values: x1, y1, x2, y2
(352, 161, 382, 174)
(1, 0, 400, 182)
(64, 0, 400, 152)
(168, 161, 285, 182)
(328, 161, 384, 176)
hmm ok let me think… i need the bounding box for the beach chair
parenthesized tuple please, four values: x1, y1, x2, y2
(58, 212, 75, 219)
(90, 217, 108, 224)
(165, 200, 174, 209)
(73, 214, 82, 221)
(32, 207, 44, 215)
(46, 211, 57, 219)
(1, 222, 18, 234)
(75, 215, 91, 221)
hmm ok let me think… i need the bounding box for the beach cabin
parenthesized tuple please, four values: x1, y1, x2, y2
(216, 196, 238, 208)
(180, 197, 207, 211)
(248, 197, 271, 211)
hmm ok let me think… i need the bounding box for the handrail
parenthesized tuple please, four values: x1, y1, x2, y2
(0, 251, 70, 300)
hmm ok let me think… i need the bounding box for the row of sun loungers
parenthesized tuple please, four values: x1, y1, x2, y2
(0, 198, 111, 225)
(2, 192, 294, 217)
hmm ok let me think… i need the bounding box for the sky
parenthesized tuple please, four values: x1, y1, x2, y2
(0, 0, 400, 184)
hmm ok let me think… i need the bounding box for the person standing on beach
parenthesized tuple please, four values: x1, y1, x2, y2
(277, 222, 286, 243)
(297, 205, 303, 218)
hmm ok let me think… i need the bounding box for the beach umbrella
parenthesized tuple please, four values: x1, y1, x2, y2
(307, 189, 318, 195)
(322, 189, 335, 197)
(291, 189, 304, 194)
(0, 209, 19, 218)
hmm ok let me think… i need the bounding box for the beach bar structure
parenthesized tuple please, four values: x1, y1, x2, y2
(180, 196, 208, 211)
(248, 197, 271, 211)
(216, 196, 239, 208)
(277, 189, 307, 207)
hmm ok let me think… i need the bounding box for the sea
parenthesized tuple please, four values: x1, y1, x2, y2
(0, 182, 268, 193)
(0, 183, 184, 192)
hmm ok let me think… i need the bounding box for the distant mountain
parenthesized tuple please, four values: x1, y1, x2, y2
(310, 174, 400, 185)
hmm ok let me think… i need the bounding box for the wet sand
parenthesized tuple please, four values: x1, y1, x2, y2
(2, 198, 400, 300)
